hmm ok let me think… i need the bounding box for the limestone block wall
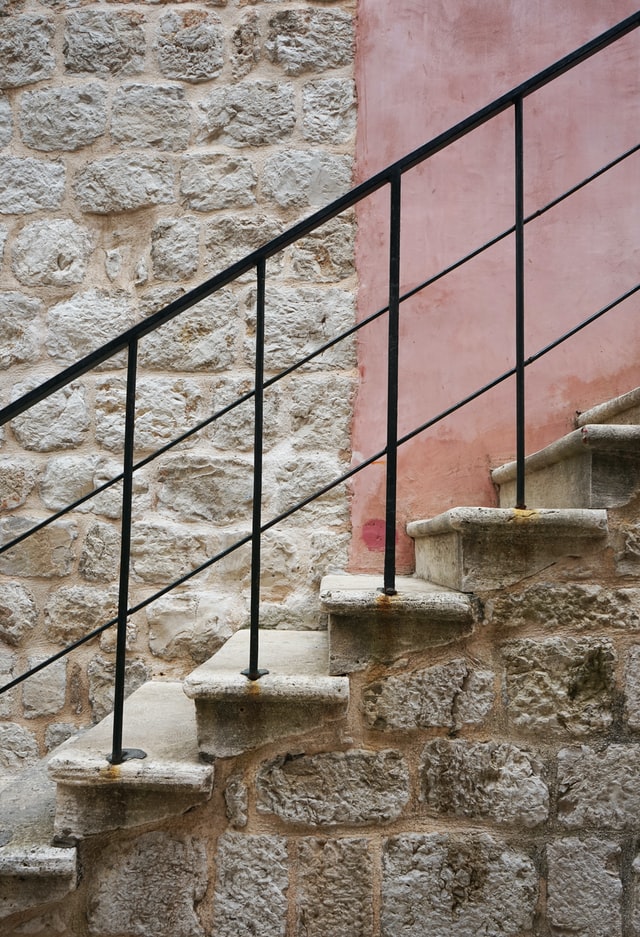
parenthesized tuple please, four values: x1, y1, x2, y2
(0, 0, 357, 762)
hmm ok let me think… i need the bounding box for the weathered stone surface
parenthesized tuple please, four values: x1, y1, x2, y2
(0, 225, 6, 267)
(23, 657, 66, 718)
(40, 454, 101, 512)
(558, 744, 640, 828)
(64, 11, 145, 76)
(130, 519, 209, 584)
(0, 724, 38, 784)
(212, 833, 287, 937)
(363, 659, 494, 731)
(112, 83, 192, 151)
(0, 582, 37, 647)
(0, 517, 77, 578)
(180, 154, 256, 211)
(151, 217, 199, 280)
(208, 375, 282, 451)
(156, 453, 253, 524)
(244, 286, 355, 370)
(0, 95, 12, 148)
(421, 739, 548, 827)
(547, 837, 621, 937)
(87, 654, 150, 722)
(79, 522, 121, 583)
(0, 157, 65, 214)
(486, 583, 640, 631)
(45, 723, 77, 752)
(12, 220, 93, 288)
(288, 214, 355, 282)
(625, 646, 640, 730)
(86, 831, 207, 937)
(140, 291, 239, 370)
(382, 833, 538, 937)
(0, 292, 42, 368)
(45, 586, 117, 646)
(75, 153, 174, 214)
(0, 16, 55, 89)
(303, 78, 356, 143)
(11, 381, 90, 451)
(231, 12, 260, 80)
(290, 375, 355, 452)
(266, 9, 354, 76)
(0, 458, 38, 511)
(224, 773, 248, 828)
(257, 750, 409, 826)
(138, 285, 185, 319)
(297, 838, 373, 937)
(264, 449, 348, 524)
(157, 10, 224, 83)
(199, 81, 295, 147)
(146, 591, 236, 663)
(0, 652, 15, 717)
(204, 213, 283, 277)
(20, 84, 107, 151)
(95, 377, 202, 452)
(46, 289, 134, 366)
(262, 151, 352, 209)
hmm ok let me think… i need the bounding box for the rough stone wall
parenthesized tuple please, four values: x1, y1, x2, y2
(0, 0, 357, 758)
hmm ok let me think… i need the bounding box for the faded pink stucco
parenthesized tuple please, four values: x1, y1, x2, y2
(350, 0, 640, 572)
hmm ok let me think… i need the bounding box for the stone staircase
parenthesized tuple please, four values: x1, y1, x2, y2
(2, 384, 639, 932)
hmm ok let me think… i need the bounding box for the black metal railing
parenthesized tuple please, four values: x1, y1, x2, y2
(1, 11, 638, 764)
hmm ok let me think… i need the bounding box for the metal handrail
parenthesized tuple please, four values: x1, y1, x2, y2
(0, 11, 638, 764)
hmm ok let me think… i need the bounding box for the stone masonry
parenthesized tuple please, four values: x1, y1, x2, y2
(0, 0, 357, 758)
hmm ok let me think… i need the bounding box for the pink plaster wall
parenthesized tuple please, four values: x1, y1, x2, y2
(350, 0, 640, 573)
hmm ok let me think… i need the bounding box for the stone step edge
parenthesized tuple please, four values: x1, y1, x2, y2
(0, 846, 77, 878)
(407, 506, 609, 539)
(319, 573, 473, 620)
(491, 424, 640, 485)
(575, 385, 640, 426)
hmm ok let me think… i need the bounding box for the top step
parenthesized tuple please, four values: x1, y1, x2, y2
(575, 386, 640, 427)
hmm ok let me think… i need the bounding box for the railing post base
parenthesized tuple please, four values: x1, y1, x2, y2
(241, 668, 269, 681)
(107, 748, 147, 766)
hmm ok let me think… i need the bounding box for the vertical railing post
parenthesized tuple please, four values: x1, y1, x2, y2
(383, 169, 401, 595)
(514, 96, 526, 509)
(242, 258, 268, 680)
(109, 339, 146, 765)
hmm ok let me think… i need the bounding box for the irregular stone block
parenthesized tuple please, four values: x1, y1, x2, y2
(45, 723, 77, 752)
(0, 517, 77, 578)
(199, 81, 295, 147)
(257, 750, 409, 826)
(64, 11, 145, 76)
(75, 153, 174, 214)
(40, 454, 102, 513)
(487, 582, 640, 631)
(86, 832, 207, 937)
(625, 645, 640, 730)
(156, 453, 253, 524)
(264, 449, 349, 525)
(204, 212, 284, 279)
(505, 636, 616, 735)
(288, 214, 355, 282)
(0, 582, 37, 647)
(139, 291, 239, 370)
(557, 744, 640, 828)
(208, 375, 282, 452)
(130, 519, 209, 585)
(421, 739, 548, 827)
(262, 150, 352, 209)
(12, 219, 94, 287)
(0, 94, 12, 148)
(180, 154, 256, 211)
(0, 225, 6, 266)
(46, 288, 134, 366)
(112, 83, 192, 151)
(0, 292, 42, 367)
(0, 724, 39, 784)
(363, 658, 494, 731)
(0, 458, 38, 510)
(146, 591, 237, 663)
(231, 12, 260, 80)
(266, 9, 354, 75)
(11, 380, 90, 451)
(547, 837, 621, 937)
(20, 84, 107, 151)
(151, 216, 199, 280)
(224, 773, 248, 828)
(23, 657, 66, 718)
(382, 833, 538, 937)
(296, 838, 373, 937)
(45, 585, 117, 646)
(213, 833, 287, 937)
(0, 16, 55, 88)
(0, 156, 65, 214)
(0, 652, 15, 717)
(79, 522, 120, 583)
(95, 377, 202, 453)
(303, 78, 356, 143)
(290, 374, 355, 451)
(87, 654, 150, 723)
(157, 10, 224, 83)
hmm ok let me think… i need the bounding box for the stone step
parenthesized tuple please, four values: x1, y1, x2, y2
(492, 424, 640, 509)
(407, 507, 608, 592)
(575, 385, 640, 426)
(320, 573, 476, 674)
(0, 761, 77, 921)
(183, 630, 349, 759)
(47, 681, 213, 844)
